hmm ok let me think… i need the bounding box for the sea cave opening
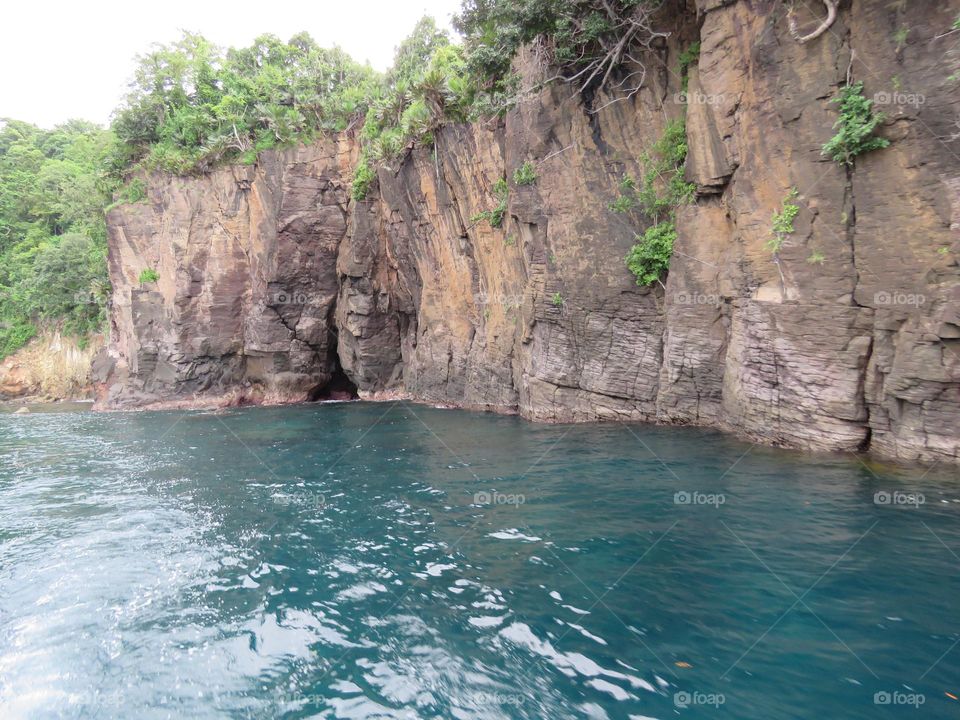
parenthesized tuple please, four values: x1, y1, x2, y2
(307, 356, 359, 402)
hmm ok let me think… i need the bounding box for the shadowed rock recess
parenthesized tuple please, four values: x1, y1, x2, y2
(97, 0, 960, 465)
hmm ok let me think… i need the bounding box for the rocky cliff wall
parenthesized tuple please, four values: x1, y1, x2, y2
(100, 140, 358, 406)
(98, 0, 960, 465)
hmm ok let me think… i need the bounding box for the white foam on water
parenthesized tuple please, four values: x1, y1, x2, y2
(488, 529, 541, 542)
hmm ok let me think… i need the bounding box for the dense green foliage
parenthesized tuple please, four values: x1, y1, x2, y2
(822, 82, 889, 166)
(0, 120, 113, 357)
(611, 119, 694, 287)
(109, 178, 146, 207)
(356, 19, 473, 166)
(112, 32, 379, 173)
(347, 17, 495, 197)
(351, 158, 377, 201)
(1, 3, 681, 357)
(108, 20, 484, 195)
(0, 22, 479, 357)
(625, 220, 676, 287)
(138, 268, 159, 284)
(107, 4, 682, 198)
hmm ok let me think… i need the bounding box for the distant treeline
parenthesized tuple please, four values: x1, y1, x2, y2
(0, 0, 671, 357)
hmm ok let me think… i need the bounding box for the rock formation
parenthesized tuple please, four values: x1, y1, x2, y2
(97, 0, 960, 465)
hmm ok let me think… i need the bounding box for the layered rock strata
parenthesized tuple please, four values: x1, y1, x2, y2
(98, 0, 960, 464)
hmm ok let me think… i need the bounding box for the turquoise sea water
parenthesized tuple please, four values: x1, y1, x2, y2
(1, 401, 958, 719)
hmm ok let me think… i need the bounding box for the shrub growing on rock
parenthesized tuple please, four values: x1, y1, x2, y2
(822, 82, 889, 166)
(513, 161, 537, 186)
(626, 221, 677, 288)
(614, 120, 695, 287)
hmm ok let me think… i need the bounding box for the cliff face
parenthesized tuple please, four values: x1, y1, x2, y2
(101, 141, 358, 406)
(98, 0, 960, 465)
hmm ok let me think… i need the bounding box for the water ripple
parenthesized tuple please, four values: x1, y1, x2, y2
(1, 403, 958, 719)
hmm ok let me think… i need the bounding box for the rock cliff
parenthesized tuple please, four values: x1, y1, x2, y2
(97, 0, 960, 465)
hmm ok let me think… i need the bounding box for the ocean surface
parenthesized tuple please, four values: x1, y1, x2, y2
(1, 401, 958, 719)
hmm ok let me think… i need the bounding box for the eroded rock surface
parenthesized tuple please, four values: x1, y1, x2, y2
(102, 140, 357, 407)
(98, 1, 960, 464)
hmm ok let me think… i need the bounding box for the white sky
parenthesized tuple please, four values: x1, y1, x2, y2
(1, 0, 463, 128)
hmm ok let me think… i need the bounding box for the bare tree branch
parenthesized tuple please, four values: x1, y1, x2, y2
(787, 0, 838, 44)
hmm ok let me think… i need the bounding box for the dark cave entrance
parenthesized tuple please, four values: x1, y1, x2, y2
(307, 354, 358, 402)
